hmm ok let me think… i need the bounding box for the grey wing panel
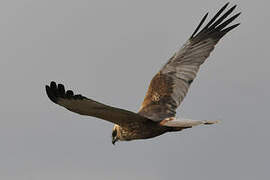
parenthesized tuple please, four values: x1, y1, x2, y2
(138, 3, 240, 121)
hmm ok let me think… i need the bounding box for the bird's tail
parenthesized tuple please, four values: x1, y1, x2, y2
(160, 117, 220, 128)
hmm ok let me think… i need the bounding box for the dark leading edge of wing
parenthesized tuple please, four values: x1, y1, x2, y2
(190, 2, 240, 42)
(46, 81, 86, 104)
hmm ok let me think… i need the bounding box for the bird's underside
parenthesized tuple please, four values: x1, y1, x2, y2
(45, 3, 240, 144)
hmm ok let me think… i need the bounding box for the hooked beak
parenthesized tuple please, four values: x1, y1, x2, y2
(112, 137, 118, 145)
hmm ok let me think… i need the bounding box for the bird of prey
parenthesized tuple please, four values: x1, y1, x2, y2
(46, 3, 240, 145)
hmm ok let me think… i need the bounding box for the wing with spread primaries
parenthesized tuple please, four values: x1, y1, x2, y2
(46, 81, 149, 126)
(138, 3, 240, 121)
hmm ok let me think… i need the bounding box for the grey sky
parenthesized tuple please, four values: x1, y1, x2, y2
(0, 0, 269, 179)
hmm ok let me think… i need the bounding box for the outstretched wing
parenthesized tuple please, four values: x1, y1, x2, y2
(138, 3, 240, 121)
(46, 81, 149, 126)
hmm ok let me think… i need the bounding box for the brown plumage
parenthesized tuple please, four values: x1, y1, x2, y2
(45, 3, 240, 145)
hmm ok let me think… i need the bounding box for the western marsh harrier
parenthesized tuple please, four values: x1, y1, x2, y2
(46, 3, 240, 144)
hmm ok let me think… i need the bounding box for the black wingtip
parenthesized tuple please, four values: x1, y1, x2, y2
(50, 81, 57, 89)
(191, 3, 240, 42)
(45, 81, 86, 104)
(57, 83, 65, 97)
(220, 23, 240, 37)
(46, 84, 58, 103)
(208, 5, 237, 30)
(215, 12, 241, 31)
(191, 12, 208, 39)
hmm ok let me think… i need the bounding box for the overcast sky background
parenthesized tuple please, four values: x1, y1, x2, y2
(0, 0, 269, 179)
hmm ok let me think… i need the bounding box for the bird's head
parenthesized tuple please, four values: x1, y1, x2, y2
(112, 125, 120, 145)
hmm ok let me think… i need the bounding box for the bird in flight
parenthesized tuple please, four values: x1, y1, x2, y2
(46, 3, 240, 145)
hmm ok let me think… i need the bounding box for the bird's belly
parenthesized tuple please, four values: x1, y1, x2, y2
(121, 124, 167, 141)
